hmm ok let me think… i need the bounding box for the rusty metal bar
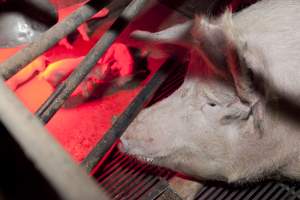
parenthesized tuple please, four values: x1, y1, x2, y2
(81, 56, 180, 173)
(0, 0, 113, 80)
(0, 77, 110, 200)
(36, 0, 148, 124)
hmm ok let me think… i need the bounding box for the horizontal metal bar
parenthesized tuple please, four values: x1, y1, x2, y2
(36, 0, 148, 124)
(81, 56, 180, 173)
(0, 0, 113, 80)
(0, 77, 109, 200)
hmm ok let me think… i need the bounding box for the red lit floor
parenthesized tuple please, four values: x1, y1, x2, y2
(4, 2, 186, 162)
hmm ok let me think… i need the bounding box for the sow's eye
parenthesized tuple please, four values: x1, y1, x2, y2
(202, 93, 222, 110)
(203, 101, 220, 112)
(202, 100, 221, 120)
(206, 97, 220, 108)
(208, 102, 217, 107)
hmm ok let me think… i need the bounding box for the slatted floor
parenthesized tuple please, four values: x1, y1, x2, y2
(93, 148, 174, 200)
(196, 182, 300, 200)
(95, 148, 300, 200)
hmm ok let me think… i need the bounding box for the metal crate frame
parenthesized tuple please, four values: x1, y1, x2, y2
(1, 0, 299, 200)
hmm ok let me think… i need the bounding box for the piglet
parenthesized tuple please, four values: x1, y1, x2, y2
(39, 43, 135, 98)
(120, 0, 300, 194)
(57, 1, 109, 49)
(5, 2, 109, 90)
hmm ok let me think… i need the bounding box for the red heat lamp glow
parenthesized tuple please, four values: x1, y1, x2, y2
(1, 1, 147, 162)
(1, 0, 175, 163)
(0, 0, 176, 162)
(3, 39, 144, 162)
(1, 0, 243, 163)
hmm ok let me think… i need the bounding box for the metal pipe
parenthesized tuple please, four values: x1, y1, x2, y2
(81, 56, 180, 173)
(0, 0, 58, 48)
(36, 0, 148, 124)
(0, 77, 110, 200)
(0, 0, 113, 80)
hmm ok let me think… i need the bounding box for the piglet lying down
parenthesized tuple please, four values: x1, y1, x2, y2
(120, 0, 300, 185)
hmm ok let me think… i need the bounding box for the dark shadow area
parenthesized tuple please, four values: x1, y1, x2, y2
(254, 72, 300, 129)
(159, 0, 261, 18)
(158, 0, 232, 18)
(0, 122, 62, 200)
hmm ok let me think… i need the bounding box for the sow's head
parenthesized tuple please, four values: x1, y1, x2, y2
(120, 12, 262, 181)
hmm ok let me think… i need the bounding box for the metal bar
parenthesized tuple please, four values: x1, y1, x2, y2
(36, 0, 148, 124)
(0, 0, 113, 80)
(0, 77, 109, 200)
(81, 56, 179, 173)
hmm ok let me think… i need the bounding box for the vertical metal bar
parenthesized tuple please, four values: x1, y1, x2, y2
(0, 0, 113, 80)
(0, 77, 109, 200)
(36, 0, 148, 124)
(81, 56, 179, 173)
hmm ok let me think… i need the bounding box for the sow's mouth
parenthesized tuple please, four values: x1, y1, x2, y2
(117, 140, 163, 165)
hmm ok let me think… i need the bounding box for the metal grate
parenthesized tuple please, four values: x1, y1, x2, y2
(94, 148, 175, 200)
(195, 182, 300, 200)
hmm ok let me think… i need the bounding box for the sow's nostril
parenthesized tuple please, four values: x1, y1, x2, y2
(118, 139, 129, 153)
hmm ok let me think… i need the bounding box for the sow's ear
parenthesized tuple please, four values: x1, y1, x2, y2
(130, 21, 194, 58)
(131, 20, 194, 45)
(131, 12, 256, 104)
(193, 11, 256, 105)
